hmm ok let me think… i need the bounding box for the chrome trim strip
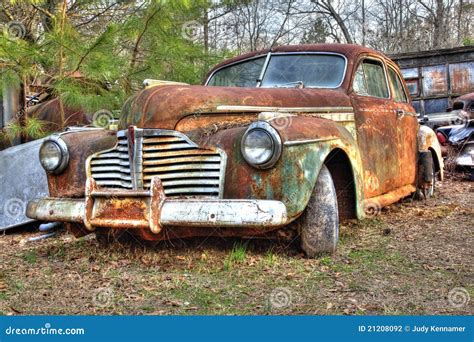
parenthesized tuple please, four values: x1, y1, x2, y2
(216, 105, 354, 113)
(284, 137, 339, 146)
(256, 52, 272, 87)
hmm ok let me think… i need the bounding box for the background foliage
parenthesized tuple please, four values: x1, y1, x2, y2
(0, 0, 472, 116)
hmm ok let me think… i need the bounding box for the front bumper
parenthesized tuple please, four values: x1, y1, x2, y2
(27, 177, 288, 233)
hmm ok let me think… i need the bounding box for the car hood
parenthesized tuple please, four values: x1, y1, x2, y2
(119, 84, 351, 131)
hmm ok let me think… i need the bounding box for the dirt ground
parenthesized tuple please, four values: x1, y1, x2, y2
(1, 174, 473, 315)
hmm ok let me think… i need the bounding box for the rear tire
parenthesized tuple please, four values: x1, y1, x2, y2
(298, 164, 339, 257)
(416, 155, 436, 199)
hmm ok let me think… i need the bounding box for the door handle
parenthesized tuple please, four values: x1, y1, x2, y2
(396, 109, 405, 119)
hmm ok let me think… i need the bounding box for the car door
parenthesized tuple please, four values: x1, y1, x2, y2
(386, 63, 418, 188)
(350, 57, 401, 198)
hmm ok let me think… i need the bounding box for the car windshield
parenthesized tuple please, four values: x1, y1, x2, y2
(207, 57, 266, 87)
(207, 53, 346, 88)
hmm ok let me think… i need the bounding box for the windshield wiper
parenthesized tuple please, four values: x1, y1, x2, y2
(273, 81, 305, 88)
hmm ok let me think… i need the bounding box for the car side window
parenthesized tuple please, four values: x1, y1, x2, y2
(388, 67, 408, 103)
(353, 59, 389, 98)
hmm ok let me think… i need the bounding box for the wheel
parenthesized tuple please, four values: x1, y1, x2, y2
(298, 164, 339, 257)
(416, 156, 436, 199)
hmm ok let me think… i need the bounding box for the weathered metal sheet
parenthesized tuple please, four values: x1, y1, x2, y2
(0, 139, 48, 230)
(422, 65, 448, 97)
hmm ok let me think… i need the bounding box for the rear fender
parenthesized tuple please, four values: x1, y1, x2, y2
(418, 125, 444, 180)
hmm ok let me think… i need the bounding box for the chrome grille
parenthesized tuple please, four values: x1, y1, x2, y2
(88, 128, 226, 198)
(89, 135, 132, 189)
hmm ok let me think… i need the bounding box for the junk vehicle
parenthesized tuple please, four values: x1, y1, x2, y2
(26, 44, 443, 256)
(391, 46, 474, 128)
(435, 93, 474, 180)
(0, 82, 91, 230)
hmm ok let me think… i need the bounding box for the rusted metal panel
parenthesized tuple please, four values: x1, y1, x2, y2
(449, 62, 474, 95)
(422, 65, 448, 97)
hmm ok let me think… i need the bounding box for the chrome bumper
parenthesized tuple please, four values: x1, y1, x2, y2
(27, 177, 287, 233)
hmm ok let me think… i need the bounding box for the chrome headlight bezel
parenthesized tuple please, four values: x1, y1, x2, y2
(241, 121, 282, 169)
(39, 135, 69, 174)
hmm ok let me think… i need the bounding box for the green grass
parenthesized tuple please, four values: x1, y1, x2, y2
(23, 251, 37, 265)
(224, 242, 247, 271)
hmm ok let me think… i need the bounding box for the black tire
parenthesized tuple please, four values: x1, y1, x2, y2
(416, 156, 436, 199)
(298, 164, 339, 257)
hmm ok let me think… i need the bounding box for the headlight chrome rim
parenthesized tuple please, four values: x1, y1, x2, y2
(39, 135, 69, 174)
(241, 121, 282, 169)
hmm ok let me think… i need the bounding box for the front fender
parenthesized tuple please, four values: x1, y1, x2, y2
(418, 125, 444, 180)
(200, 115, 365, 221)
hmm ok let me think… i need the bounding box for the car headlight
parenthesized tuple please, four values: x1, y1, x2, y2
(241, 121, 282, 169)
(39, 135, 69, 174)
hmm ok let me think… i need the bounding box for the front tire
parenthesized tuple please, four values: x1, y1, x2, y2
(298, 164, 339, 257)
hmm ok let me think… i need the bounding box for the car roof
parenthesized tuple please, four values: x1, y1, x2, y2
(207, 44, 388, 78)
(455, 92, 474, 103)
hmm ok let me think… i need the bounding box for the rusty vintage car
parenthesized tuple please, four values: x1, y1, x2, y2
(26, 44, 444, 256)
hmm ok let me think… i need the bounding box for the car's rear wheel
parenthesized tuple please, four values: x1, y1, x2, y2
(298, 164, 339, 257)
(416, 154, 436, 199)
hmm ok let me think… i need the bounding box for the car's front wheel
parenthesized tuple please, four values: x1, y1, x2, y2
(298, 164, 339, 257)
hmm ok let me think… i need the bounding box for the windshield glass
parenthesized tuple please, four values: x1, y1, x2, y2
(207, 53, 346, 88)
(207, 57, 265, 87)
(261, 54, 346, 88)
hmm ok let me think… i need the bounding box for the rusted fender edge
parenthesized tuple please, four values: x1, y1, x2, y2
(418, 125, 444, 180)
(200, 115, 366, 221)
